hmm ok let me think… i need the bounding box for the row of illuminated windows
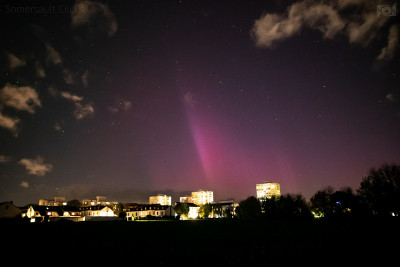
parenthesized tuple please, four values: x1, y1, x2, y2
(127, 211, 165, 217)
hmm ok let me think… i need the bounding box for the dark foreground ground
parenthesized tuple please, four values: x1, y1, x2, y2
(3, 218, 400, 265)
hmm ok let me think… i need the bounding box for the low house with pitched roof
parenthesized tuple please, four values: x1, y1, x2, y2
(0, 201, 21, 219)
(125, 204, 175, 220)
(23, 205, 81, 222)
(80, 205, 118, 221)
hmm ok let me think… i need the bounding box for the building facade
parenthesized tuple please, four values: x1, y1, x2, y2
(256, 182, 281, 199)
(125, 204, 175, 220)
(39, 197, 66, 206)
(179, 196, 192, 203)
(191, 190, 213, 205)
(210, 200, 239, 218)
(81, 196, 109, 206)
(80, 206, 115, 217)
(149, 194, 171, 206)
(188, 204, 200, 219)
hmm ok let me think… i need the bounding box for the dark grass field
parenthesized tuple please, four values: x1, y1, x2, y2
(3, 218, 399, 265)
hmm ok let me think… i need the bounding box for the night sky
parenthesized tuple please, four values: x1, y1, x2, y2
(0, 0, 399, 205)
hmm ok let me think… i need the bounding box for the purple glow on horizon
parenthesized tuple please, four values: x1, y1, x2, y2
(184, 97, 298, 195)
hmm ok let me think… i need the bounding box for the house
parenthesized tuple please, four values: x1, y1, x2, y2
(80, 205, 117, 221)
(80, 205, 114, 216)
(125, 204, 175, 220)
(24, 205, 64, 222)
(23, 205, 81, 222)
(0, 201, 21, 219)
(61, 206, 81, 217)
(188, 203, 200, 219)
(209, 200, 238, 218)
(173, 202, 199, 219)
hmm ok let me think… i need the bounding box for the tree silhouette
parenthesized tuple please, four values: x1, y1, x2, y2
(279, 194, 312, 219)
(358, 164, 400, 216)
(199, 203, 212, 218)
(261, 194, 311, 219)
(310, 187, 369, 217)
(67, 199, 81, 206)
(260, 196, 279, 217)
(310, 187, 335, 218)
(331, 187, 369, 217)
(115, 203, 125, 218)
(212, 203, 223, 218)
(173, 202, 189, 218)
(236, 196, 261, 220)
(237, 194, 311, 220)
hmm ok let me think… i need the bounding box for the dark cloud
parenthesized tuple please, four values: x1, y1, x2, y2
(71, 0, 118, 37)
(60, 91, 94, 120)
(0, 84, 41, 135)
(251, 0, 398, 64)
(18, 156, 53, 176)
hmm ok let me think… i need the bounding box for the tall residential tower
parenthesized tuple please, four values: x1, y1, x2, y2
(191, 190, 213, 205)
(149, 194, 172, 206)
(256, 182, 281, 199)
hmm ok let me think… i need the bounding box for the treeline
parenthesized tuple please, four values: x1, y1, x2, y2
(236, 164, 400, 219)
